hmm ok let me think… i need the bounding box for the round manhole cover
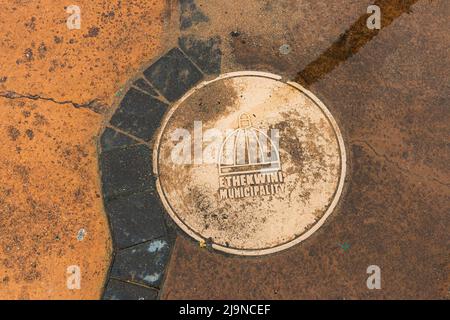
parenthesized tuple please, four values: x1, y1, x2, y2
(154, 71, 346, 256)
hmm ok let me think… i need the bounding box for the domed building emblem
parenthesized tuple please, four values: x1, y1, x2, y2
(154, 71, 347, 256)
(218, 113, 285, 200)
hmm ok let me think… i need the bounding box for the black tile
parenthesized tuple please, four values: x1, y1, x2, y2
(110, 237, 172, 288)
(110, 87, 167, 141)
(105, 191, 167, 249)
(100, 127, 138, 152)
(100, 144, 154, 199)
(179, 0, 209, 30)
(103, 279, 158, 300)
(143, 48, 203, 102)
(133, 78, 158, 96)
(179, 36, 222, 74)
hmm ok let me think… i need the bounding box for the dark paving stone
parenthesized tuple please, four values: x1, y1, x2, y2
(143, 48, 203, 102)
(100, 144, 154, 199)
(103, 279, 158, 300)
(110, 237, 172, 288)
(110, 87, 167, 141)
(100, 127, 138, 152)
(105, 191, 167, 249)
(179, 35, 222, 74)
(133, 78, 158, 96)
(179, 0, 209, 30)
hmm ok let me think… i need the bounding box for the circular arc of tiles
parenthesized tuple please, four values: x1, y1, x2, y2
(99, 42, 222, 300)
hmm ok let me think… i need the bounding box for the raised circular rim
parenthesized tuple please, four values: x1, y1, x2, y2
(153, 71, 347, 256)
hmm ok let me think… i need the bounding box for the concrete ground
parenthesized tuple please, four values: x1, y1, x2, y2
(0, 0, 449, 299)
(0, 0, 169, 299)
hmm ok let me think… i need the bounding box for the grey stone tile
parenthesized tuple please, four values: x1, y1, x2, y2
(105, 191, 167, 249)
(110, 237, 172, 288)
(143, 48, 203, 102)
(179, 0, 209, 30)
(179, 35, 222, 74)
(100, 144, 154, 199)
(110, 87, 167, 141)
(103, 279, 158, 300)
(100, 127, 138, 152)
(133, 78, 158, 96)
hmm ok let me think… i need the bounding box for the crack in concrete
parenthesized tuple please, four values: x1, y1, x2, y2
(0, 90, 107, 114)
(352, 139, 450, 188)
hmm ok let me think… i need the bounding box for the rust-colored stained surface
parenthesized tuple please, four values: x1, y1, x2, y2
(0, 0, 170, 111)
(0, 0, 168, 299)
(0, 100, 109, 299)
(161, 0, 450, 299)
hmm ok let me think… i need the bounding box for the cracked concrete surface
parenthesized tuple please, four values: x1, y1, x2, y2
(0, 0, 171, 112)
(0, 0, 169, 299)
(0, 96, 110, 299)
(0, 91, 105, 113)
